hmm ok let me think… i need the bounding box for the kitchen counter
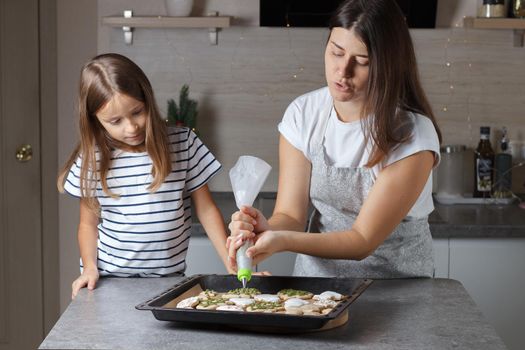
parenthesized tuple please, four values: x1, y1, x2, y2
(429, 202, 525, 238)
(39, 277, 506, 350)
(192, 192, 525, 239)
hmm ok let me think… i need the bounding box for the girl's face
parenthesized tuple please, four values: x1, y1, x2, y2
(325, 27, 370, 105)
(96, 92, 147, 149)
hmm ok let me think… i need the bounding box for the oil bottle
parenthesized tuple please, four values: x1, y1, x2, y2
(474, 126, 495, 198)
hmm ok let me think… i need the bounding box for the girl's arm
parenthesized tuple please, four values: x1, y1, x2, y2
(246, 144, 435, 263)
(71, 198, 100, 299)
(191, 184, 235, 274)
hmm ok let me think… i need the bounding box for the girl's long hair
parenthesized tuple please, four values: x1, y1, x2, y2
(57, 53, 171, 211)
(329, 0, 442, 167)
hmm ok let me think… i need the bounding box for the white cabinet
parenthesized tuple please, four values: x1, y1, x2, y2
(433, 238, 449, 278)
(185, 236, 228, 275)
(257, 252, 297, 276)
(449, 238, 525, 350)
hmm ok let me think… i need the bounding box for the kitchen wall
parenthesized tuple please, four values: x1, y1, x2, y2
(57, 0, 525, 311)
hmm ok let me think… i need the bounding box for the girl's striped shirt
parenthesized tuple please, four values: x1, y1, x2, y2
(64, 127, 221, 277)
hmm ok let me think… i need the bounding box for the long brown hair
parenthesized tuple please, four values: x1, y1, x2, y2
(57, 53, 171, 211)
(328, 0, 442, 167)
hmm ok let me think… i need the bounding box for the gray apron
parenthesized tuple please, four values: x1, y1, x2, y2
(293, 105, 434, 279)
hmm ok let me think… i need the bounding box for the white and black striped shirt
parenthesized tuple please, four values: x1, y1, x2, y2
(64, 127, 221, 277)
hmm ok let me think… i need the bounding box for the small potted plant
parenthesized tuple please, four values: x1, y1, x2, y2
(167, 84, 198, 131)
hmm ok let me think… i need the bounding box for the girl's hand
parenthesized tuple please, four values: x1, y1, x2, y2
(71, 268, 99, 299)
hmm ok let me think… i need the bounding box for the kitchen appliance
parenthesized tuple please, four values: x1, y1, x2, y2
(260, 0, 438, 28)
(136, 274, 372, 331)
(436, 145, 466, 198)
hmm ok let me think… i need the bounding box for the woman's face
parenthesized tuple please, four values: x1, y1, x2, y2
(325, 27, 370, 105)
(95, 92, 147, 149)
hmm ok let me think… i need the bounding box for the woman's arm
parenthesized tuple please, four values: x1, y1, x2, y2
(192, 184, 235, 274)
(246, 150, 435, 263)
(71, 198, 100, 299)
(226, 136, 311, 263)
(268, 135, 312, 231)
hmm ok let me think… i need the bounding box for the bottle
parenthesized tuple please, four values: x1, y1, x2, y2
(494, 127, 513, 198)
(478, 0, 507, 18)
(474, 126, 495, 198)
(513, 0, 525, 17)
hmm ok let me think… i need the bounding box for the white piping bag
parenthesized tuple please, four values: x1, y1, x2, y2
(229, 156, 271, 288)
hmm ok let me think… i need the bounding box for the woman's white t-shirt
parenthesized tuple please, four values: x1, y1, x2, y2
(278, 87, 440, 218)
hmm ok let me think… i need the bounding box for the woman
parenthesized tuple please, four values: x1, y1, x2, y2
(228, 0, 441, 278)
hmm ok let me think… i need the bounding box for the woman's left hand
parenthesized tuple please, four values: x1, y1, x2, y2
(243, 230, 286, 265)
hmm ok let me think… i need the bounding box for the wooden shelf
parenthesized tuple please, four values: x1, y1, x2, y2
(463, 17, 525, 47)
(102, 16, 231, 29)
(464, 17, 525, 29)
(102, 13, 231, 45)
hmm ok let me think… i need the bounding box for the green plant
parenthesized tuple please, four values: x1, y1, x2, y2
(167, 84, 198, 130)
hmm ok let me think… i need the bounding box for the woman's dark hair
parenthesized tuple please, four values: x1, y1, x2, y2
(329, 0, 442, 166)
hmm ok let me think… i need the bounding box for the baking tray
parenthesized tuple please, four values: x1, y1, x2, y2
(136, 274, 372, 331)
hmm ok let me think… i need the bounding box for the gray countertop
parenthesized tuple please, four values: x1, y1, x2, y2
(429, 202, 525, 238)
(39, 277, 506, 350)
(193, 192, 525, 239)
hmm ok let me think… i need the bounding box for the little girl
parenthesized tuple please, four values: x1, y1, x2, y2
(58, 53, 232, 299)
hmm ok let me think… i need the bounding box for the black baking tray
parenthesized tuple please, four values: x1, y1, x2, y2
(136, 274, 372, 331)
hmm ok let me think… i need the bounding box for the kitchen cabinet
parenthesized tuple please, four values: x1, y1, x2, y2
(257, 252, 297, 275)
(449, 238, 525, 350)
(185, 236, 297, 276)
(433, 238, 449, 278)
(187, 237, 449, 277)
(185, 236, 228, 275)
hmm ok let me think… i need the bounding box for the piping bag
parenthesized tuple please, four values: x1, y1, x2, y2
(229, 156, 271, 288)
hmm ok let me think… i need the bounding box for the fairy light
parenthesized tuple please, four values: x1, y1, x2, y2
(286, 25, 306, 81)
(442, 27, 452, 114)
(464, 20, 474, 145)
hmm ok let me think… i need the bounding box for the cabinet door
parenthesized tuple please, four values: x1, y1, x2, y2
(433, 238, 449, 278)
(185, 236, 228, 275)
(449, 238, 525, 350)
(257, 252, 297, 276)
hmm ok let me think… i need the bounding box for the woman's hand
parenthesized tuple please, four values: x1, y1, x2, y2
(71, 267, 99, 299)
(228, 206, 269, 236)
(245, 230, 286, 265)
(226, 206, 269, 269)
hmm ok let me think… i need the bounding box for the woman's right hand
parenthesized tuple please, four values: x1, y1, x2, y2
(71, 267, 99, 299)
(226, 206, 269, 269)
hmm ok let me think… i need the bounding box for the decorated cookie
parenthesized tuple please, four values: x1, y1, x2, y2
(176, 296, 199, 309)
(216, 305, 243, 312)
(284, 298, 309, 309)
(254, 294, 280, 303)
(278, 289, 314, 300)
(315, 291, 343, 301)
(229, 297, 255, 308)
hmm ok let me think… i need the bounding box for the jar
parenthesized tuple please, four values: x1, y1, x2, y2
(436, 145, 466, 197)
(513, 0, 525, 17)
(478, 0, 507, 18)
